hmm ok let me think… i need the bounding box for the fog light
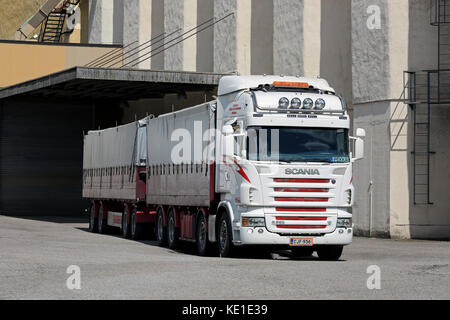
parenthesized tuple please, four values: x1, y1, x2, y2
(258, 228, 264, 234)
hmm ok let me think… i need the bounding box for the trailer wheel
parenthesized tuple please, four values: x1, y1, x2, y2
(121, 206, 131, 239)
(155, 208, 167, 246)
(317, 245, 343, 261)
(196, 213, 211, 256)
(167, 210, 179, 249)
(218, 212, 233, 258)
(88, 203, 98, 233)
(98, 205, 108, 234)
(131, 207, 144, 240)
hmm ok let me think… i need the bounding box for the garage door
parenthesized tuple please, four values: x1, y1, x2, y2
(0, 99, 92, 216)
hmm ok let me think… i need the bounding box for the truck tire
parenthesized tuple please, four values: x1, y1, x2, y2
(88, 203, 98, 233)
(218, 212, 233, 258)
(98, 205, 109, 234)
(196, 213, 211, 256)
(291, 247, 314, 258)
(156, 208, 167, 246)
(317, 245, 343, 261)
(121, 206, 131, 239)
(167, 210, 179, 249)
(131, 207, 145, 240)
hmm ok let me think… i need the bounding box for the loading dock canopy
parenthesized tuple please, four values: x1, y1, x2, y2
(0, 67, 228, 100)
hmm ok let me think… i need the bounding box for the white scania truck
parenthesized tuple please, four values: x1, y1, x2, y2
(83, 75, 365, 260)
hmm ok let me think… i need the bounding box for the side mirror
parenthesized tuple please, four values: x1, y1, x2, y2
(222, 125, 234, 158)
(353, 138, 364, 162)
(356, 128, 366, 138)
(351, 128, 365, 162)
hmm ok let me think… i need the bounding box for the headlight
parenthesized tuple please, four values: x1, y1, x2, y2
(302, 98, 313, 109)
(290, 97, 301, 109)
(242, 217, 265, 227)
(278, 97, 289, 109)
(337, 218, 352, 228)
(315, 98, 326, 110)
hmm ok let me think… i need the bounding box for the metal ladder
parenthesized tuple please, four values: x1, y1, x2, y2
(39, 0, 80, 43)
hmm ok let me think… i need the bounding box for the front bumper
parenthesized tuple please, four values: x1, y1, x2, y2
(235, 226, 353, 246)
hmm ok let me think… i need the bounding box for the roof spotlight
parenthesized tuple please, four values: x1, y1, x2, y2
(302, 98, 313, 110)
(315, 98, 326, 110)
(278, 97, 289, 109)
(290, 98, 301, 109)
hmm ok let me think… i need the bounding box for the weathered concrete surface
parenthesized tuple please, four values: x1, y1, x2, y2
(351, 0, 390, 104)
(1, 216, 449, 299)
(213, 0, 237, 73)
(151, 0, 165, 70)
(196, 0, 214, 72)
(88, 0, 115, 44)
(320, 0, 352, 103)
(353, 101, 391, 238)
(164, 0, 184, 71)
(273, 0, 303, 76)
(250, 0, 273, 75)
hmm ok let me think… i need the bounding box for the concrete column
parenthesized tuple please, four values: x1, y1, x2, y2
(122, 0, 152, 69)
(151, 0, 165, 70)
(251, 0, 273, 75)
(183, 0, 197, 71)
(164, 0, 184, 70)
(273, 0, 304, 76)
(351, 0, 391, 238)
(213, 0, 251, 75)
(303, 0, 321, 78)
(87, 0, 115, 44)
(197, 0, 214, 72)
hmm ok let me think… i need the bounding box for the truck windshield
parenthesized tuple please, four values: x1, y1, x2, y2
(246, 127, 350, 163)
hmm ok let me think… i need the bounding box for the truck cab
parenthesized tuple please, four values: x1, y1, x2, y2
(214, 75, 365, 259)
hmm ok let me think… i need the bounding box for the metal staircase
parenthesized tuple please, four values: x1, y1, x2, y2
(404, 0, 450, 204)
(39, 0, 80, 43)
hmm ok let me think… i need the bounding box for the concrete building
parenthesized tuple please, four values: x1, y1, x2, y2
(1, 0, 449, 239)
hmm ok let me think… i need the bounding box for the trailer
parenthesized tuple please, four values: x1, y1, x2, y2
(83, 75, 365, 260)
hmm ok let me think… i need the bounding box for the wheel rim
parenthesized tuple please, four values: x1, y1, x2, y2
(198, 218, 206, 250)
(157, 214, 163, 241)
(219, 219, 228, 251)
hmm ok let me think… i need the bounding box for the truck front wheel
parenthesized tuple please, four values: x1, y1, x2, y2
(218, 212, 233, 258)
(196, 213, 211, 256)
(317, 245, 343, 261)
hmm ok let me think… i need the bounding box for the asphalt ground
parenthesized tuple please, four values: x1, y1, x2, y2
(0, 215, 449, 300)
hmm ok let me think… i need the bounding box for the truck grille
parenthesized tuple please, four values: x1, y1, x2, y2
(272, 178, 333, 204)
